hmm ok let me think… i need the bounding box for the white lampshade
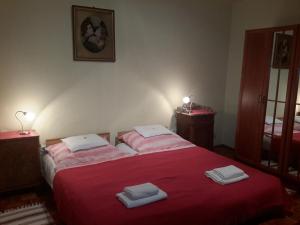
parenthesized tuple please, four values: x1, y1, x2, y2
(182, 96, 191, 104)
(24, 112, 35, 121)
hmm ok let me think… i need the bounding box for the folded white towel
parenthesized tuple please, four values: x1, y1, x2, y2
(212, 165, 245, 180)
(124, 183, 159, 200)
(117, 189, 167, 208)
(205, 170, 249, 185)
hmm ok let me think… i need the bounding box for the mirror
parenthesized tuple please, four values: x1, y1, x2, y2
(287, 71, 300, 178)
(260, 30, 293, 172)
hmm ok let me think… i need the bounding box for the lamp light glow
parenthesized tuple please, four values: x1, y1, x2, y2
(24, 112, 35, 122)
(15, 111, 35, 135)
(182, 96, 191, 104)
(182, 95, 193, 114)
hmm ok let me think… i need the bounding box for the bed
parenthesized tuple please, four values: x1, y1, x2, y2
(43, 131, 287, 225)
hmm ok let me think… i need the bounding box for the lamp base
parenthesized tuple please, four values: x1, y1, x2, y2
(19, 130, 31, 135)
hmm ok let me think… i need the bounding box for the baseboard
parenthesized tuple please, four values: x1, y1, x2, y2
(213, 144, 235, 151)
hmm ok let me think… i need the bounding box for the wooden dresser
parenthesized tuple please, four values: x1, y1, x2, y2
(0, 131, 42, 193)
(176, 109, 215, 150)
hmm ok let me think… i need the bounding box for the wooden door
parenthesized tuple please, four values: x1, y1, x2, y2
(281, 25, 300, 181)
(235, 29, 274, 164)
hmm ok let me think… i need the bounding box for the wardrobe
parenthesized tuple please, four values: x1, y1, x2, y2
(236, 24, 300, 184)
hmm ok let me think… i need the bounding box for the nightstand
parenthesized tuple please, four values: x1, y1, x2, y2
(176, 109, 215, 150)
(0, 131, 42, 192)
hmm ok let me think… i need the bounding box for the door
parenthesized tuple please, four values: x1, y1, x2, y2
(235, 29, 274, 164)
(281, 26, 300, 181)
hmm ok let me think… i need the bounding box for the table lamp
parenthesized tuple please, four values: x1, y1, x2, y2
(15, 111, 35, 135)
(182, 96, 192, 114)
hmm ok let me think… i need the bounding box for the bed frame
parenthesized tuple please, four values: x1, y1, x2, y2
(45, 133, 110, 147)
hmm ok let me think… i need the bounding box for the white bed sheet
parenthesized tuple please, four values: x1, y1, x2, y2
(41, 153, 56, 188)
(115, 143, 137, 155)
(40, 144, 136, 188)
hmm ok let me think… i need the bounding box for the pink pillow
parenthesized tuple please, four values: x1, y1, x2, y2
(121, 131, 195, 154)
(45, 142, 131, 172)
(45, 142, 70, 164)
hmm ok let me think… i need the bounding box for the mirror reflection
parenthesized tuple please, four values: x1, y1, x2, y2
(287, 74, 300, 177)
(260, 30, 293, 172)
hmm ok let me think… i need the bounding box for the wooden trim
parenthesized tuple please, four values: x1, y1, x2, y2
(245, 24, 299, 34)
(267, 99, 286, 104)
(45, 133, 110, 147)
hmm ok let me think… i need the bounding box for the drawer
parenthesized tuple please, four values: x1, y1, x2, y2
(0, 136, 41, 192)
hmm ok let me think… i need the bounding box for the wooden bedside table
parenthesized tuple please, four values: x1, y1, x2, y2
(0, 130, 42, 193)
(176, 109, 215, 150)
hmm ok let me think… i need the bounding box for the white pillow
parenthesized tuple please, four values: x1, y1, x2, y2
(265, 116, 282, 125)
(295, 116, 300, 123)
(61, 134, 109, 152)
(134, 124, 173, 138)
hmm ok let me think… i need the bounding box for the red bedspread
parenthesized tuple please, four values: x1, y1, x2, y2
(54, 147, 286, 225)
(271, 133, 300, 163)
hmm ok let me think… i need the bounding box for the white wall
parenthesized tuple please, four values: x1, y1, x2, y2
(222, 0, 300, 147)
(0, 0, 232, 144)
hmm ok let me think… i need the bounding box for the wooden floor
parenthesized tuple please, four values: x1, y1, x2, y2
(1, 146, 300, 225)
(214, 146, 300, 225)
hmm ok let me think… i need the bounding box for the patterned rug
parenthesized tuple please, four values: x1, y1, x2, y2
(0, 203, 55, 225)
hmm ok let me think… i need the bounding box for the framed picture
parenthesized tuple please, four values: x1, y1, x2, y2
(272, 33, 292, 68)
(72, 5, 115, 62)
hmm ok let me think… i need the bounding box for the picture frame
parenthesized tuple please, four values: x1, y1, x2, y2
(272, 33, 292, 68)
(72, 5, 115, 62)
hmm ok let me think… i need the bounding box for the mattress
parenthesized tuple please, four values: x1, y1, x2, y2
(41, 153, 56, 188)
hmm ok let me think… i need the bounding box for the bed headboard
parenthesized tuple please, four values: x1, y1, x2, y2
(115, 131, 131, 145)
(45, 133, 110, 147)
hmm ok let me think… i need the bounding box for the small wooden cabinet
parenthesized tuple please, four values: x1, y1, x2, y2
(0, 131, 42, 192)
(176, 109, 215, 150)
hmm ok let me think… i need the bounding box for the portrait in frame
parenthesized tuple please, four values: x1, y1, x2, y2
(272, 33, 292, 68)
(72, 5, 115, 62)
